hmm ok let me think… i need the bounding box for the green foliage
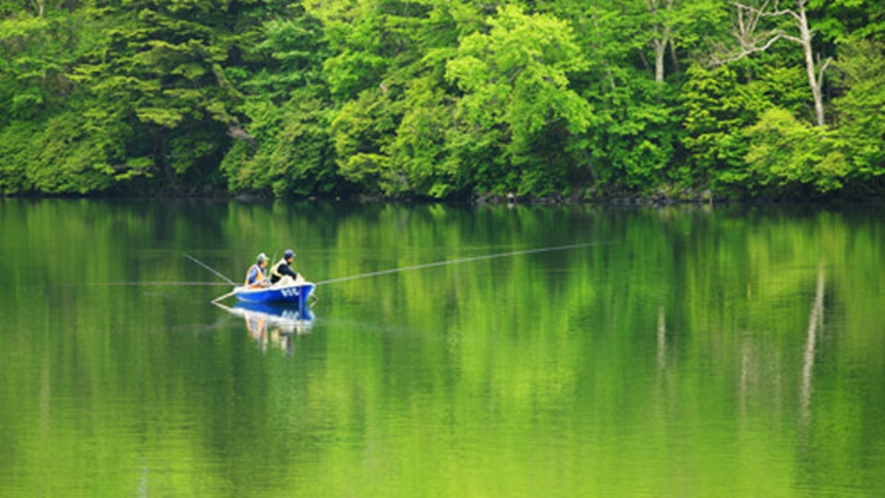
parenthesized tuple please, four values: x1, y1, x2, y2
(0, 121, 36, 194)
(580, 68, 680, 191)
(447, 5, 592, 138)
(744, 108, 850, 193)
(1, 0, 884, 198)
(331, 88, 398, 194)
(248, 10, 327, 100)
(222, 87, 337, 197)
(0, 12, 77, 122)
(386, 75, 462, 198)
(0, 108, 149, 195)
(832, 39, 885, 182)
(0, 0, 264, 195)
(219, 2, 340, 197)
(306, 0, 392, 98)
(569, 4, 684, 193)
(680, 64, 768, 189)
(810, 0, 885, 42)
(446, 4, 593, 195)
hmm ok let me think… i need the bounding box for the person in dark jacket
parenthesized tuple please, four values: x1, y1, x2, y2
(270, 249, 300, 284)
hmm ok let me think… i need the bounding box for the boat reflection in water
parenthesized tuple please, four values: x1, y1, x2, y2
(216, 301, 315, 355)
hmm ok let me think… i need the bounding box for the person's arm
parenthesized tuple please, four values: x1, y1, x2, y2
(283, 264, 299, 279)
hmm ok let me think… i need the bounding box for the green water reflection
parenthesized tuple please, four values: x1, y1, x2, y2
(1, 199, 884, 497)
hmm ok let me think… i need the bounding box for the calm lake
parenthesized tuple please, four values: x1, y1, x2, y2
(1, 199, 884, 497)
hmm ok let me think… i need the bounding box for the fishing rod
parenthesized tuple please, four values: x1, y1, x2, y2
(185, 253, 236, 286)
(66, 256, 233, 288)
(315, 241, 613, 286)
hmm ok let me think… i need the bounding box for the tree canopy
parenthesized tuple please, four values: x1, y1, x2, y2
(1, 0, 884, 199)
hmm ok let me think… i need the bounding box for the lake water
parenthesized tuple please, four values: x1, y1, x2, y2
(1, 199, 884, 497)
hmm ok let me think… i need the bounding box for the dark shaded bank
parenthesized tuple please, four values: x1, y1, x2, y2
(5, 182, 885, 207)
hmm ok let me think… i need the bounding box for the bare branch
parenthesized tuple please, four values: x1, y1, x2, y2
(734, 1, 801, 24)
(716, 0, 829, 126)
(732, 1, 777, 51)
(762, 8, 801, 23)
(708, 31, 785, 66)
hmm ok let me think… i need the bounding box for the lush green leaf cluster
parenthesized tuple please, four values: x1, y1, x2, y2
(1, 0, 884, 199)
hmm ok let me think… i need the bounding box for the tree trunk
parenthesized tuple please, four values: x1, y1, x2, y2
(646, 0, 673, 83)
(797, 0, 825, 126)
(669, 38, 680, 74)
(654, 38, 666, 83)
(717, 0, 830, 126)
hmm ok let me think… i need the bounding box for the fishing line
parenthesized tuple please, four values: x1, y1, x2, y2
(72, 243, 611, 289)
(185, 253, 236, 285)
(78, 281, 231, 287)
(315, 241, 613, 286)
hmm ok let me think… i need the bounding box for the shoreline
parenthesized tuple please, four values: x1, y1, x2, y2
(4, 189, 883, 207)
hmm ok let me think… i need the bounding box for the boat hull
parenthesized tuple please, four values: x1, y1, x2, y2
(234, 282, 315, 309)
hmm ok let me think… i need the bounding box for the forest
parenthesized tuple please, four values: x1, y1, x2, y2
(1, 0, 884, 200)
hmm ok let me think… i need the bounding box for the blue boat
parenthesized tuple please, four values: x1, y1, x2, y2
(233, 281, 316, 310)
